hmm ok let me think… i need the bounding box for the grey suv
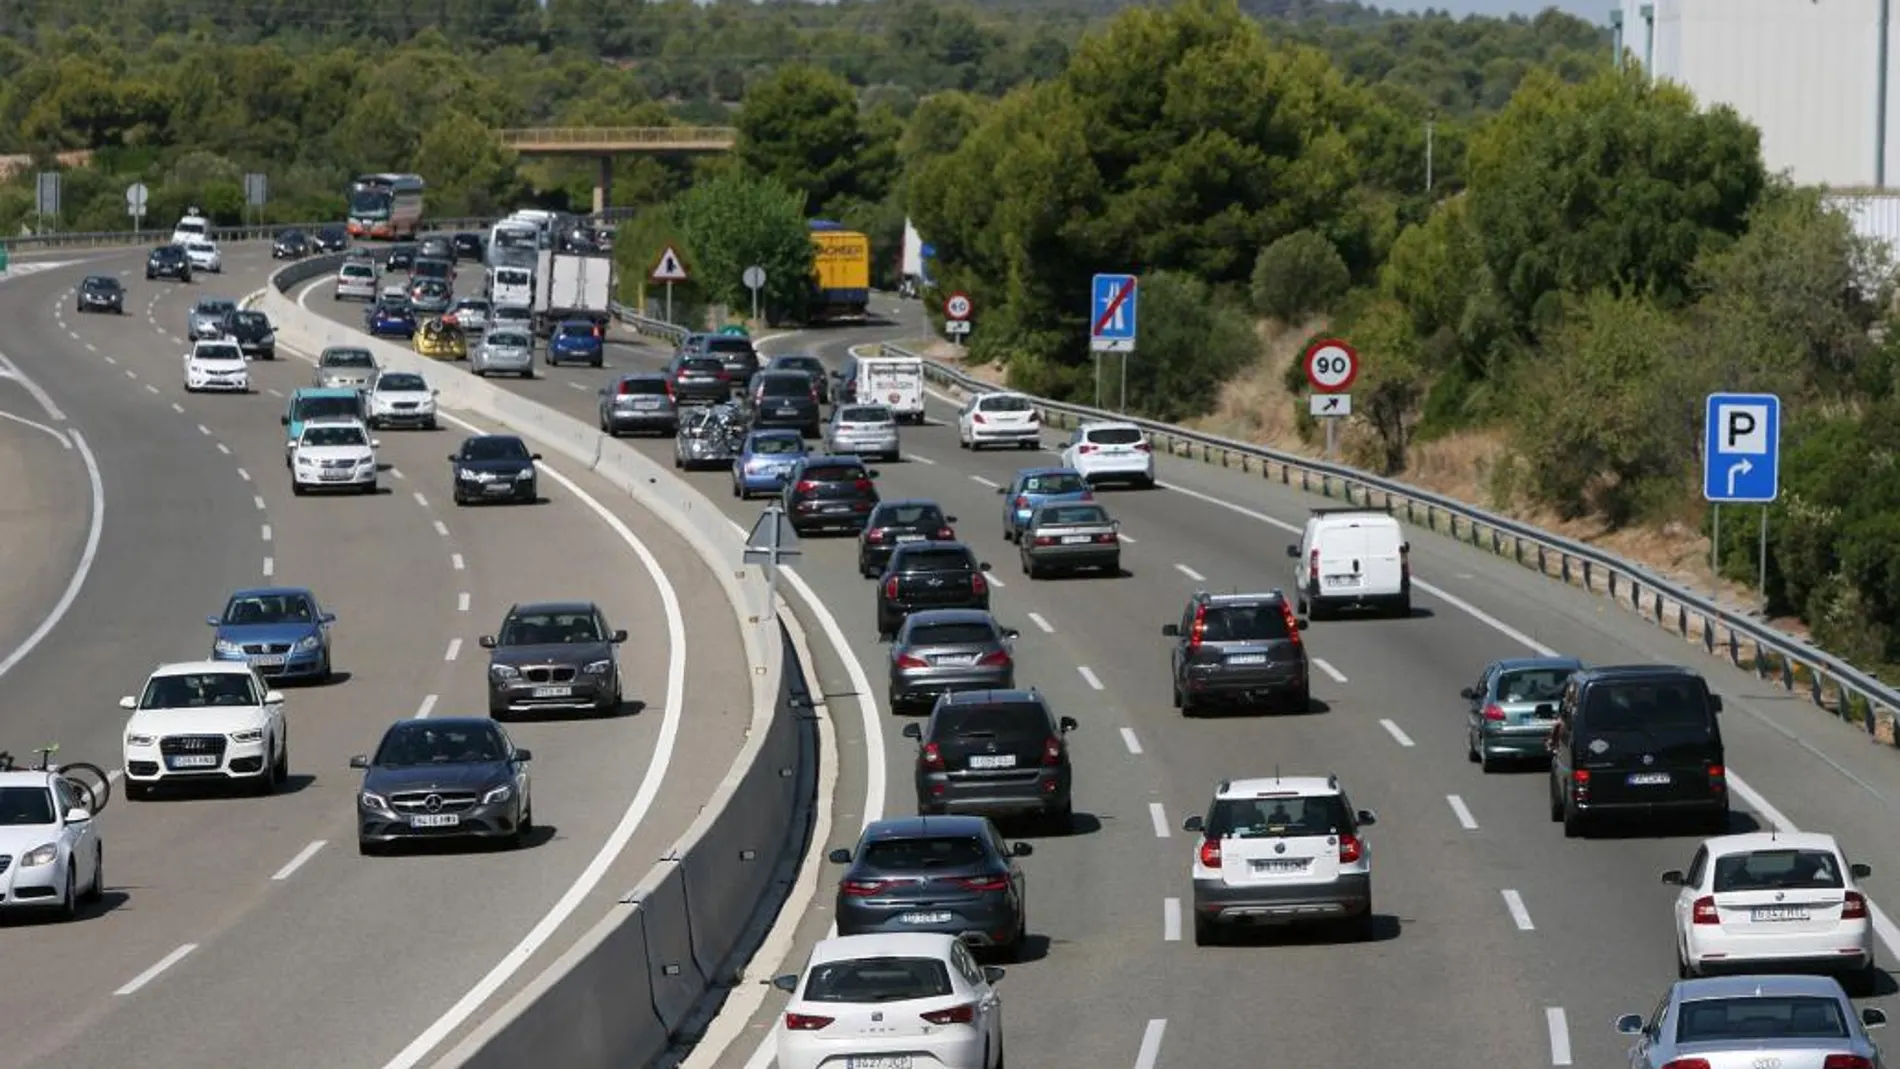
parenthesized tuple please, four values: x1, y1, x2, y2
(1163, 591, 1310, 714)
(901, 688, 1077, 832)
(826, 815, 1034, 959)
(480, 601, 627, 719)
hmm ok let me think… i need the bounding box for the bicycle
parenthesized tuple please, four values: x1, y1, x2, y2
(0, 745, 112, 814)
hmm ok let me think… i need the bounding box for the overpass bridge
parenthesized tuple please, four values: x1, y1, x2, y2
(499, 127, 738, 214)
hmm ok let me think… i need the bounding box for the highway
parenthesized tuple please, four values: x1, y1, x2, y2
(0, 244, 755, 1069)
(298, 269, 1900, 1068)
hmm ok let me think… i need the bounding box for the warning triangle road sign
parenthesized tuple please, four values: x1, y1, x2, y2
(649, 245, 690, 283)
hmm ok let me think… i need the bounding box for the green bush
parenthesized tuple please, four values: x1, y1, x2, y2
(1250, 230, 1351, 323)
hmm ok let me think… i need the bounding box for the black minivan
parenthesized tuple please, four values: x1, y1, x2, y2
(1547, 665, 1727, 838)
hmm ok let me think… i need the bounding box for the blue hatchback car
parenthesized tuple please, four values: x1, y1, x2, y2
(732, 429, 808, 499)
(366, 302, 417, 338)
(548, 319, 604, 367)
(208, 587, 336, 681)
(999, 467, 1094, 542)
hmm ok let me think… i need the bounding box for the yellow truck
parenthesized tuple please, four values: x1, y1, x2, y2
(809, 221, 870, 321)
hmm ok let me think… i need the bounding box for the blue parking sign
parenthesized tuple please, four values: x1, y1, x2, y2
(1702, 393, 1780, 503)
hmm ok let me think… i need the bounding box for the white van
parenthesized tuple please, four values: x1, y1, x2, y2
(1288, 509, 1410, 618)
(855, 355, 925, 423)
(171, 212, 210, 247)
(487, 265, 534, 308)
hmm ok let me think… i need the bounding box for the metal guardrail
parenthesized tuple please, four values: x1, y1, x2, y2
(499, 126, 738, 150)
(606, 299, 1900, 743)
(1, 208, 638, 255)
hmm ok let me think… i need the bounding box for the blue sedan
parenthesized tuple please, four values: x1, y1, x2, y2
(999, 467, 1094, 542)
(732, 429, 808, 499)
(548, 319, 603, 368)
(208, 587, 336, 682)
(366, 303, 417, 338)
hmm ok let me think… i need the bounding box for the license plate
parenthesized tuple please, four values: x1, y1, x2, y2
(168, 754, 219, 769)
(1061, 535, 1092, 544)
(1227, 654, 1267, 665)
(1253, 858, 1309, 873)
(934, 655, 978, 667)
(847, 1057, 913, 1069)
(248, 654, 287, 667)
(484, 484, 512, 494)
(634, 400, 662, 409)
(1752, 906, 1810, 922)
(1325, 575, 1360, 587)
(410, 814, 460, 828)
(532, 686, 572, 698)
(968, 754, 1016, 769)
(822, 503, 850, 513)
(1627, 772, 1673, 786)
(776, 407, 797, 416)
(896, 534, 925, 542)
(320, 472, 350, 481)
(898, 912, 952, 925)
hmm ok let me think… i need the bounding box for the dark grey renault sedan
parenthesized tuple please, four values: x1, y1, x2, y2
(481, 601, 627, 719)
(351, 717, 533, 855)
(827, 815, 1033, 960)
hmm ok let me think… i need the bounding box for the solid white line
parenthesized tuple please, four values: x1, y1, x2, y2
(170, 402, 184, 413)
(444, 638, 462, 661)
(432, 520, 449, 537)
(415, 693, 438, 719)
(1149, 802, 1170, 838)
(260, 524, 272, 542)
(1026, 611, 1054, 633)
(1174, 563, 1206, 582)
(0, 409, 70, 448)
(116, 944, 198, 996)
(1134, 1019, 1167, 1069)
(237, 467, 251, 482)
(457, 592, 470, 612)
(1502, 889, 1535, 931)
(450, 553, 464, 571)
(262, 556, 274, 577)
(215, 441, 230, 454)
(0, 432, 102, 682)
(905, 453, 937, 465)
(1379, 718, 1414, 747)
(1312, 657, 1348, 683)
(413, 491, 428, 507)
(271, 840, 326, 881)
(383, 414, 693, 1069)
(970, 474, 1001, 489)
(1546, 1007, 1572, 1066)
(1077, 665, 1105, 690)
(253, 495, 266, 511)
(1447, 794, 1479, 830)
(1162, 897, 1182, 941)
(1120, 727, 1144, 755)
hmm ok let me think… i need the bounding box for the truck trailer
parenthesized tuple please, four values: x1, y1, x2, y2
(808, 220, 870, 322)
(532, 249, 615, 335)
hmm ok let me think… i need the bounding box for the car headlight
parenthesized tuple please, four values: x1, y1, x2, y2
(229, 728, 264, 743)
(490, 664, 520, 681)
(514, 469, 534, 480)
(356, 456, 375, 467)
(214, 639, 245, 656)
(126, 733, 155, 747)
(296, 455, 315, 467)
(583, 659, 612, 675)
(481, 784, 513, 805)
(294, 634, 321, 652)
(359, 790, 388, 810)
(21, 843, 57, 868)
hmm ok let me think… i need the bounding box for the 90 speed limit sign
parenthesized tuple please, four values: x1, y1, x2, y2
(1303, 338, 1358, 393)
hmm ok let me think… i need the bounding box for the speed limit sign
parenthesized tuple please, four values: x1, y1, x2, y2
(1304, 338, 1358, 392)
(944, 292, 973, 321)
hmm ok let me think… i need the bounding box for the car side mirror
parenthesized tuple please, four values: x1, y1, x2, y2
(1459, 687, 1477, 701)
(530, 453, 543, 461)
(349, 755, 370, 769)
(370, 439, 382, 448)
(479, 635, 497, 649)
(1059, 716, 1078, 733)
(1660, 869, 1685, 886)
(1161, 623, 1180, 637)
(1863, 1007, 1888, 1029)
(321, 613, 337, 624)
(1535, 703, 1556, 717)
(1853, 862, 1873, 879)
(119, 696, 136, 710)
(431, 388, 440, 396)
(1010, 841, 1033, 857)
(978, 562, 991, 572)
(514, 748, 533, 762)
(1613, 1014, 1644, 1036)
(264, 690, 284, 704)
(771, 974, 799, 993)
(1356, 810, 1377, 826)
(994, 486, 1006, 494)
(1296, 618, 1309, 630)
(280, 415, 290, 425)
(1285, 544, 1299, 558)
(65, 807, 91, 823)
(826, 848, 851, 864)
(449, 454, 460, 462)
(982, 966, 1006, 985)
(1182, 814, 1204, 833)
(901, 723, 922, 740)
(867, 469, 881, 479)
(206, 615, 221, 627)
(1709, 695, 1724, 712)
(1002, 628, 1020, 639)
(610, 629, 628, 642)
(946, 515, 958, 524)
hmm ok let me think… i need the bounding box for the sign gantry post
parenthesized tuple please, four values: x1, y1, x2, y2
(1702, 392, 1781, 606)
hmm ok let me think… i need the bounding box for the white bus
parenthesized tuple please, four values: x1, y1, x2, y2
(486, 221, 539, 269)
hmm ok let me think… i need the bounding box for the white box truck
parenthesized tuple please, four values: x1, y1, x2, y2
(533, 251, 614, 334)
(855, 355, 926, 424)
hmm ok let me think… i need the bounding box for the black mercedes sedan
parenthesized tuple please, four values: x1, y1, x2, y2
(312, 224, 349, 253)
(351, 717, 533, 854)
(75, 274, 124, 314)
(146, 244, 192, 282)
(481, 601, 627, 719)
(449, 434, 540, 505)
(272, 229, 310, 259)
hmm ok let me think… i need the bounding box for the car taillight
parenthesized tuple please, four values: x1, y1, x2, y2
(1033, 535, 1056, 547)
(1198, 838, 1221, 868)
(921, 742, 944, 770)
(1338, 834, 1364, 864)
(920, 1004, 976, 1025)
(866, 529, 886, 543)
(664, 380, 675, 399)
(1041, 735, 1062, 765)
(1824, 1055, 1875, 1069)
(854, 478, 874, 491)
(1691, 895, 1719, 924)
(1309, 548, 1320, 583)
(972, 413, 987, 424)
(1188, 603, 1207, 651)
(715, 369, 731, 381)
(1572, 768, 1590, 799)
(884, 577, 900, 600)
(1134, 441, 1151, 452)
(1078, 444, 1097, 454)
(1279, 601, 1302, 645)
(1707, 762, 1726, 793)
(1014, 495, 1029, 509)
(840, 879, 887, 897)
(784, 1012, 834, 1031)
(954, 875, 1008, 893)
(895, 653, 928, 668)
(1094, 532, 1117, 544)
(1483, 704, 1506, 721)
(1659, 1060, 1712, 1069)
(978, 649, 1010, 667)
(809, 386, 820, 404)
(1843, 891, 1869, 920)
(971, 572, 988, 595)
(936, 527, 955, 540)
(795, 480, 817, 493)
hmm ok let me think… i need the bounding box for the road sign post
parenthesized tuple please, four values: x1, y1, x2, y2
(1303, 338, 1359, 462)
(649, 245, 690, 325)
(243, 173, 267, 226)
(742, 264, 767, 323)
(1703, 392, 1782, 602)
(743, 504, 803, 621)
(943, 291, 973, 348)
(1090, 274, 1137, 412)
(35, 172, 59, 232)
(125, 182, 149, 233)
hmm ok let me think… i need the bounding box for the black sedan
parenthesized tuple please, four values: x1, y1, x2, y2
(876, 541, 991, 640)
(312, 224, 349, 253)
(75, 274, 125, 314)
(452, 232, 485, 261)
(481, 601, 627, 718)
(351, 717, 533, 854)
(858, 499, 956, 578)
(450, 434, 541, 505)
(782, 455, 881, 535)
(146, 244, 192, 282)
(272, 229, 310, 259)
(386, 246, 415, 272)
(222, 308, 277, 360)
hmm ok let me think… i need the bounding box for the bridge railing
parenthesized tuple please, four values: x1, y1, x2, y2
(498, 126, 738, 149)
(0, 208, 637, 256)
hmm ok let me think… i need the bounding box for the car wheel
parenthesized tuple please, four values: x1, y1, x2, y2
(1676, 945, 1693, 979)
(1289, 684, 1310, 713)
(125, 780, 152, 802)
(272, 737, 290, 784)
(1548, 779, 1564, 822)
(1478, 747, 1497, 774)
(473, 368, 487, 378)
(732, 480, 743, 498)
(53, 864, 77, 922)
(291, 482, 307, 496)
(1192, 912, 1219, 946)
(511, 799, 534, 849)
(362, 479, 378, 495)
(316, 650, 333, 684)
(1562, 798, 1586, 839)
(357, 838, 383, 857)
(521, 369, 533, 380)
(1042, 804, 1071, 836)
(81, 843, 103, 903)
(425, 418, 437, 431)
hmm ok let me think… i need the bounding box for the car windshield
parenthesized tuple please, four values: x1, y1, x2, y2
(1085, 426, 1144, 445)
(895, 547, 974, 572)
(1037, 505, 1108, 526)
(499, 611, 600, 645)
(1199, 604, 1290, 641)
(495, 270, 531, 286)
(461, 437, 530, 462)
(197, 301, 235, 314)
(374, 724, 505, 766)
(378, 373, 426, 392)
(750, 435, 803, 455)
(82, 276, 118, 291)
(189, 242, 215, 253)
(983, 395, 1034, 412)
(556, 323, 596, 338)
(617, 378, 668, 396)
(232, 311, 269, 329)
(759, 374, 809, 397)
(682, 357, 724, 373)
(1022, 473, 1087, 495)
(455, 300, 488, 312)
(1206, 795, 1353, 839)
(378, 305, 412, 317)
(840, 407, 893, 424)
(802, 957, 954, 1004)
(294, 396, 361, 421)
(1675, 996, 1849, 1042)
(707, 337, 755, 355)
(487, 332, 531, 349)
(1712, 849, 1846, 892)
(222, 593, 314, 625)
(860, 835, 987, 871)
(874, 504, 945, 528)
(302, 425, 368, 447)
(1496, 668, 1571, 703)
(774, 356, 822, 372)
(1582, 681, 1713, 736)
(323, 350, 374, 368)
(175, 220, 205, 235)
(342, 265, 374, 279)
(141, 672, 256, 709)
(415, 281, 448, 295)
(933, 700, 1048, 739)
(905, 621, 997, 645)
(0, 786, 55, 825)
(803, 463, 864, 482)
(196, 345, 243, 362)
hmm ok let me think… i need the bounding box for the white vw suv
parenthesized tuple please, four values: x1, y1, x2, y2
(289, 417, 380, 495)
(183, 339, 250, 393)
(1060, 420, 1156, 488)
(120, 661, 289, 800)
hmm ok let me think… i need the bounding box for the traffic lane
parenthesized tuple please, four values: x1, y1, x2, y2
(0, 379, 92, 676)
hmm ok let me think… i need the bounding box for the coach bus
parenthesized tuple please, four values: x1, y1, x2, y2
(346, 173, 425, 240)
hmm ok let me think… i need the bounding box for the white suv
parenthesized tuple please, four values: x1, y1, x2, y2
(289, 417, 380, 495)
(1181, 774, 1377, 944)
(183, 339, 250, 393)
(1060, 420, 1155, 488)
(120, 661, 289, 800)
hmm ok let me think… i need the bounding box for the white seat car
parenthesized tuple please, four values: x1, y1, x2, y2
(1183, 774, 1378, 944)
(183, 339, 250, 393)
(0, 768, 103, 920)
(334, 259, 378, 301)
(773, 933, 1006, 1069)
(1664, 831, 1877, 993)
(366, 371, 438, 430)
(957, 392, 1042, 451)
(289, 417, 380, 495)
(120, 660, 289, 800)
(1060, 420, 1155, 488)
(184, 239, 223, 273)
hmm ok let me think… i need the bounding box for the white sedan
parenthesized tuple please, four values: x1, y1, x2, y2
(956, 392, 1042, 450)
(773, 932, 1005, 1069)
(184, 239, 223, 273)
(0, 769, 103, 920)
(1665, 830, 1877, 993)
(121, 660, 288, 800)
(1059, 420, 1156, 488)
(290, 417, 380, 495)
(183, 339, 250, 393)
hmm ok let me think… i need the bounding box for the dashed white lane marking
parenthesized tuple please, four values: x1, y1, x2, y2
(1174, 563, 1205, 582)
(1502, 889, 1535, 931)
(1379, 719, 1414, 747)
(267, 387, 283, 398)
(1447, 794, 1479, 830)
(271, 841, 326, 881)
(432, 520, 450, 537)
(566, 381, 587, 391)
(905, 453, 936, 465)
(412, 491, 428, 507)
(985, 571, 1005, 588)
(1120, 727, 1144, 755)
(1119, 532, 1138, 543)
(444, 638, 462, 661)
(1149, 802, 1170, 838)
(84, 343, 96, 352)
(1313, 658, 1348, 683)
(67, 330, 79, 341)
(1162, 897, 1182, 942)
(262, 556, 274, 578)
(391, 468, 405, 480)
(969, 474, 1001, 489)
(116, 944, 198, 996)
(196, 424, 210, 436)
(1546, 1007, 1572, 1065)
(457, 592, 470, 612)
(416, 693, 438, 719)
(143, 384, 158, 395)
(450, 553, 464, 571)
(103, 355, 117, 365)
(1077, 665, 1105, 690)
(253, 495, 266, 511)
(215, 442, 230, 454)
(124, 369, 136, 379)
(237, 468, 251, 482)
(170, 403, 184, 413)
(1134, 1019, 1167, 1069)
(260, 525, 272, 543)
(1026, 612, 1054, 633)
